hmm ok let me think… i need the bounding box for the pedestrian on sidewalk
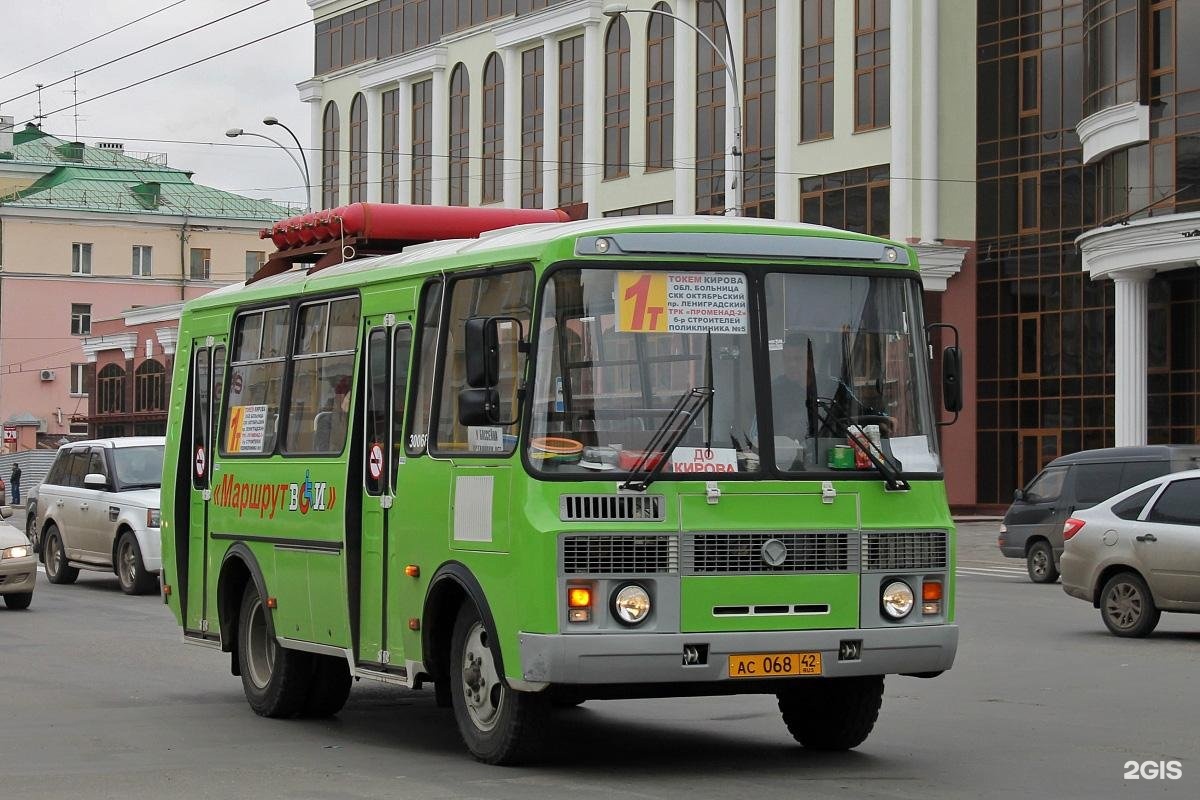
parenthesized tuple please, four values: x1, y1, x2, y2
(10, 462, 20, 506)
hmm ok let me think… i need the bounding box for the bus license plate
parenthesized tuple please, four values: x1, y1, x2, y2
(728, 652, 822, 679)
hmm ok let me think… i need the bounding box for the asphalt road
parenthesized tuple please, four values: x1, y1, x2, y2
(2, 518, 1198, 800)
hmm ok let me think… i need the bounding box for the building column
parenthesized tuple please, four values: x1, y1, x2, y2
(673, 0, 697, 215)
(542, 34, 560, 210)
(773, 0, 800, 222)
(397, 80, 413, 203)
(365, 88, 384, 203)
(306, 98, 324, 211)
(724, 0, 744, 216)
(919, 0, 939, 243)
(1113, 270, 1152, 447)
(889, 0, 913, 241)
(582, 21, 602, 216)
(431, 66, 450, 206)
(502, 46, 522, 208)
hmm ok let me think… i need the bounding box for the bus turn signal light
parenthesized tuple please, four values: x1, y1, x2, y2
(922, 580, 942, 616)
(162, 584, 172, 596)
(266, 597, 278, 609)
(568, 587, 592, 608)
(405, 564, 420, 578)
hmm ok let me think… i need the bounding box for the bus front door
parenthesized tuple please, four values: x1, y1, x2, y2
(185, 337, 226, 638)
(359, 320, 413, 668)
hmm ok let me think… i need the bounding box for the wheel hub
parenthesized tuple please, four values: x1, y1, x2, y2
(460, 622, 504, 731)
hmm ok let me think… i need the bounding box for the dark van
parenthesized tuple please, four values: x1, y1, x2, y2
(998, 446, 1200, 583)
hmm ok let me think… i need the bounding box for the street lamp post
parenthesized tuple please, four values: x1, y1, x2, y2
(603, 2, 743, 216)
(225, 127, 312, 212)
(263, 116, 313, 211)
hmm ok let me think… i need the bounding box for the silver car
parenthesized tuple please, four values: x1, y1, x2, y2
(1061, 469, 1200, 637)
(0, 507, 35, 609)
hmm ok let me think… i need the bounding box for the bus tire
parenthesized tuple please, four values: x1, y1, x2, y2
(777, 675, 884, 751)
(43, 527, 79, 585)
(116, 532, 156, 595)
(237, 581, 313, 718)
(301, 654, 353, 718)
(449, 602, 548, 765)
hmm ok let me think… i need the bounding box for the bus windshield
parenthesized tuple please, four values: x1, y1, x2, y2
(528, 266, 939, 479)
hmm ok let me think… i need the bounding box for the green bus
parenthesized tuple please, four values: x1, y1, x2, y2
(161, 208, 961, 764)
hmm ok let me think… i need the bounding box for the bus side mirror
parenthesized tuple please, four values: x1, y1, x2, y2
(942, 346, 963, 413)
(458, 388, 501, 426)
(465, 317, 499, 388)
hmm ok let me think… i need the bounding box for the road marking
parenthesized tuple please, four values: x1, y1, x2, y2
(957, 567, 1027, 580)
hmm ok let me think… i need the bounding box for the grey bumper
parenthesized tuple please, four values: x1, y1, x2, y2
(518, 624, 958, 685)
(0, 557, 37, 593)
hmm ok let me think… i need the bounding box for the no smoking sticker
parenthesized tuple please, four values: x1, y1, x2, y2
(194, 446, 206, 479)
(368, 443, 384, 480)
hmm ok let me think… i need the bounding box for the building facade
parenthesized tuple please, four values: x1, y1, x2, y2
(975, 0, 1200, 505)
(0, 122, 292, 448)
(302, 0, 981, 504)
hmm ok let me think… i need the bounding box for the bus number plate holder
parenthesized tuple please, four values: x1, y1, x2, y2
(728, 652, 822, 678)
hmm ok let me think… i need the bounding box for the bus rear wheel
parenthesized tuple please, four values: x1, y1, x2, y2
(237, 582, 313, 718)
(777, 675, 884, 750)
(301, 654, 353, 718)
(449, 603, 548, 765)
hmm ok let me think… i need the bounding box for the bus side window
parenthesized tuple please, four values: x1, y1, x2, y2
(391, 325, 413, 486)
(223, 307, 289, 456)
(434, 268, 533, 455)
(211, 345, 227, 447)
(285, 296, 360, 455)
(364, 327, 389, 496)
(405, 280, 442, 456)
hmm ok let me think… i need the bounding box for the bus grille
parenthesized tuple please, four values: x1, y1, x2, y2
(561, 535, 678, 574)
(560, 494, 665, 522)
(682, 532, 853, 574)
(861, 531, 948, 571)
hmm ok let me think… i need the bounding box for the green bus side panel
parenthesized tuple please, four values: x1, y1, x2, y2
(677, 491, 859, 529)
(681, 575, 861, 632)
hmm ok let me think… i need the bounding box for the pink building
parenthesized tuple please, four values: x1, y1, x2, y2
(0, 121, 293, 450)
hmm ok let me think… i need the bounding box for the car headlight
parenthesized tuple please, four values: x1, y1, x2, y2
(147, 509, 161, 528)
(881, 580, 915, 619)
(1, 545, 30, 560)
(612, 583, 651, 626)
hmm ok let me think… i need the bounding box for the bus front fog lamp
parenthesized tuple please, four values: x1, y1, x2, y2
(922, 579, 943, 616)
(881, 580, 914, 619)
(612, 584, 651, 626)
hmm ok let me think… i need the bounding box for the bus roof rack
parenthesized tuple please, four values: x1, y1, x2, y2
(250, 202, 581, 284)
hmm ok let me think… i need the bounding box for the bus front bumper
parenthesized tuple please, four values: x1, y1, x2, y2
(517, 624, 958, 685)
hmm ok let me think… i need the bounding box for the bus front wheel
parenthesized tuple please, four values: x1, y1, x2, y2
(237, 582, 313, 718)
(777, 675, 884, 750)
(449, 603, 548, 765)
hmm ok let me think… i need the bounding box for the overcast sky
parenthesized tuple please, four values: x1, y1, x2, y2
(0, 0, 313, 206)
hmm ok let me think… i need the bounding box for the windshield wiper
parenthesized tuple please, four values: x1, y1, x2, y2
(819, 406, 910, 491)
(621, 386, 715, 492)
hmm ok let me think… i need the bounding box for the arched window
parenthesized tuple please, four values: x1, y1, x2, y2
(449, 63, 471, 206)
(349, 93, 367, 203)
(321, 101, 340, 209)
(135, 360, 166, 413)
(604, 16, 631, 179)
(482, 53, 505, 204)
(646, 3, 674, 171)
(97, 364, 126, 415)
(695, 4, 727, 214)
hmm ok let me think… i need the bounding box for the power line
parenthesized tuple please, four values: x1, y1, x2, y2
(0, 0, 193, 84)
(0, 0, 276, 108)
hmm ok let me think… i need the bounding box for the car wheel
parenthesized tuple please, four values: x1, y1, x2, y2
(449, 603, 548, 765)
(3, 592, 33, 610)
(43, 526, 79, 585)
(1026, 540, 1060, 583)
(115, 532, 156, 595)
(25, 507, 36, 546)
(1100, 571, 1160, 638)
(778, 675, 885, 750)
(300, 654, 353, 718)
(237, 581, 313, 718)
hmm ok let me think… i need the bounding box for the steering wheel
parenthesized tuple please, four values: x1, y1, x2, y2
(814, 398, 893, 438)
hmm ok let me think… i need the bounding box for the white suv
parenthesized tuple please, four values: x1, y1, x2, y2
(34, 437, 164, 595)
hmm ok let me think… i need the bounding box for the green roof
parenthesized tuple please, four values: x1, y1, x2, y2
(0, 126, 295, 221)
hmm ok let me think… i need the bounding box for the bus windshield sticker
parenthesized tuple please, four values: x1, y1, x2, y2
(468, 425, 506, 453)
(226, 404, 268, 453)
(669, 447, 738, 474)
(616, 271, 748, 334)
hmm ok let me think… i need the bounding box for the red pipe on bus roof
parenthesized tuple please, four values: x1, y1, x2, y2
(261, 203, 571, 250)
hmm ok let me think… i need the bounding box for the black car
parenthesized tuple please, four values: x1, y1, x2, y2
(998, 445, 1200, 583)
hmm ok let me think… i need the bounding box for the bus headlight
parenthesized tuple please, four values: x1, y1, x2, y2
(612, 584, 651, 626)
(881, 580, 914, 619)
